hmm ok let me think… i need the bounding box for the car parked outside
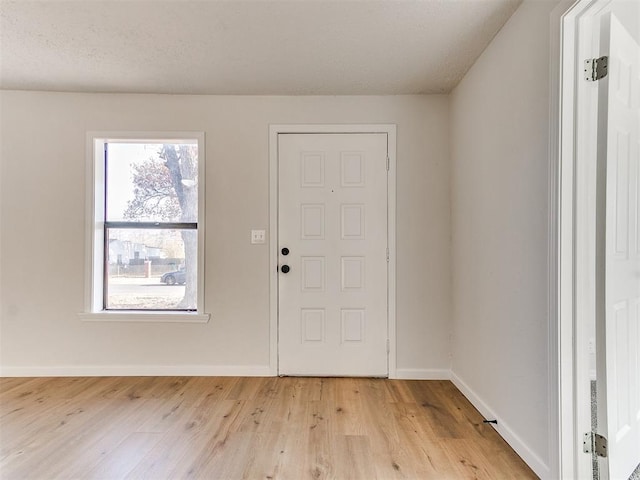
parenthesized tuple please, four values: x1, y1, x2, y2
(160, 267, 186, 285)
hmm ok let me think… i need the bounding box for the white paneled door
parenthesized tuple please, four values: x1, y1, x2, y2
(596, 13, 640, 480)
(278, 133, 389, 376)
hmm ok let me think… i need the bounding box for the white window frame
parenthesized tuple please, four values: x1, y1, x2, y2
(80, 131, 209, 323)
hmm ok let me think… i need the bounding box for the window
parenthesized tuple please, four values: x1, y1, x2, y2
(83, 133, 208, 321)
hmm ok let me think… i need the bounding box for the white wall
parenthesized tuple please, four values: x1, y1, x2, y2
(0, 93, 451, 377)
(449, 1, 558, 478)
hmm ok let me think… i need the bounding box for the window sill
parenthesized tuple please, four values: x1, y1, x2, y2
(78, 311, 210, 323)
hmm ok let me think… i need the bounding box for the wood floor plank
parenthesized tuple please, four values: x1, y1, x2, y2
(127, 399, 243, 479)
(1, 396, 122, 472)
(0, 376, 538, 479)
(82, 431, 163, 480)
(17, 398, 160, 479)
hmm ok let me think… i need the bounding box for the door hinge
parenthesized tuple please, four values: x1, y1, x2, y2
(386, 248, 389, 262)
(386, 155, 390, 171)
(386, 339, 390, 353)
(584, 56, 608, 81)
(583, 432, 608, 458)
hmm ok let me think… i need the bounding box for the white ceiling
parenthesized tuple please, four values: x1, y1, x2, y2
(0, 0, 522, 95)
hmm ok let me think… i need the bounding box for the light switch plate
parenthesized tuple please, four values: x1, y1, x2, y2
(251, 229, 266, 244)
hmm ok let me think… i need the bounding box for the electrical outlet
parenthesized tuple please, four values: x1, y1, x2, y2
(588, 338, 596, 354)
(251, 229, 266, 244)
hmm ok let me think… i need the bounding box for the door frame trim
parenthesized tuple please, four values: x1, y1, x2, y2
(268, 124, 397, 377)
(553, 0, 616, 477)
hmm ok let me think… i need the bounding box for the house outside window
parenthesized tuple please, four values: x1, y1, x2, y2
(83, 132, 208, 322)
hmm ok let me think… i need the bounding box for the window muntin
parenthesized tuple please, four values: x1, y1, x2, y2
(88, 136, 204, 315)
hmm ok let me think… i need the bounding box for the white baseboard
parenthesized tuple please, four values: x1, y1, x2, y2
(450, 371, 550, 479)
(0, 364, 273, 377)
(394, 368, 451, 380)
(1, 365, 450, 380)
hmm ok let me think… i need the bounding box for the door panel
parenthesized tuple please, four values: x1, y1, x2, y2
(596, 13, 640, 480)
(278, 133, 388, 376)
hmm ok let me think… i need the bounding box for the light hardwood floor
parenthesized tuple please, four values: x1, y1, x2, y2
(0, 376, 537, 479)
